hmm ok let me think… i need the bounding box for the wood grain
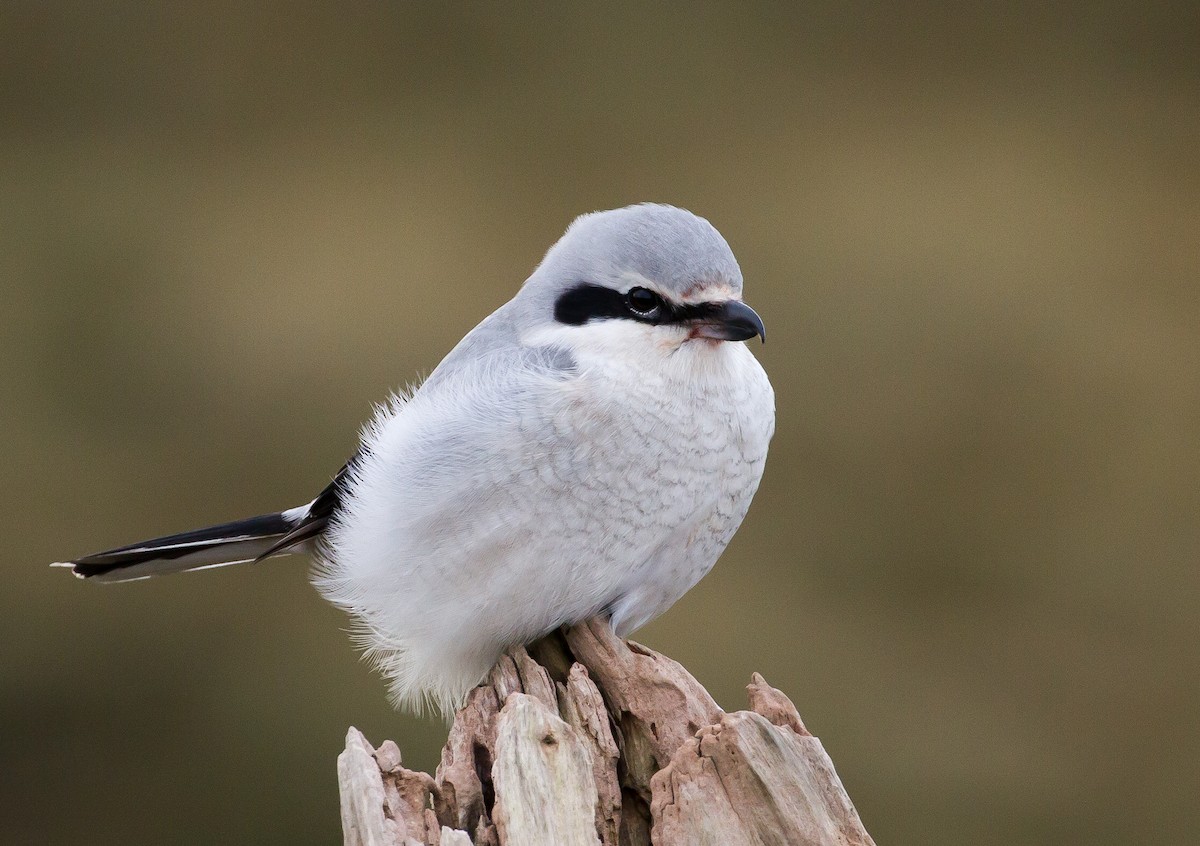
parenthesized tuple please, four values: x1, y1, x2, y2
(337, 619, 874, 845)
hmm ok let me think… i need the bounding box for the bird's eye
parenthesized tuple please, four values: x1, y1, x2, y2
(626, 287, 662, 317)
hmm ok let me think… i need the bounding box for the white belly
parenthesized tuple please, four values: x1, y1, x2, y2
(317, 341, 774, 714)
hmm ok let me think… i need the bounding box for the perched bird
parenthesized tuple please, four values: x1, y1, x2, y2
(57, 204, 775, 715)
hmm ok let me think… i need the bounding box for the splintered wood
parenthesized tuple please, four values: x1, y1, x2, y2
(337, 619, 875, 846)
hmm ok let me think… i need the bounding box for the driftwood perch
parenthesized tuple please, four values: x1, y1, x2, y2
(338, 619, 874, 845)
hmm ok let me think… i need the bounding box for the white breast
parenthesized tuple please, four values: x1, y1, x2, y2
(316, 335, 774, 714)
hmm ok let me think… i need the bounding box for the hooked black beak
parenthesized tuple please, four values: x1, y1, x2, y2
(689, 299, 766, 343)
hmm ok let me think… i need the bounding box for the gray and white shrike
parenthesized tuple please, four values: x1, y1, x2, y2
(57, 204, 775, 715)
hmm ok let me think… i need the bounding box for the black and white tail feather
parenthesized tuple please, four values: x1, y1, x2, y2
(54, 461, 356, 583)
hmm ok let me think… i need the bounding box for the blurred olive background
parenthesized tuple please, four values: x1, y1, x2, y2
(2, 3, 1197, 844)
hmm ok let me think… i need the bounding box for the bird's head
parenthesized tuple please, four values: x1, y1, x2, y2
(518, 204, 764, 362)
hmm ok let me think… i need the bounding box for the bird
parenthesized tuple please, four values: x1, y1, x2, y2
(56, 203, 775, 715)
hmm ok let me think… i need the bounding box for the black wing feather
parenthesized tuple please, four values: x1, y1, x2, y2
(254, 454, 360, 562)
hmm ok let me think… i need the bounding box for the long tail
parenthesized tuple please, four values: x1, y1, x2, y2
(54, 504, 315, 583)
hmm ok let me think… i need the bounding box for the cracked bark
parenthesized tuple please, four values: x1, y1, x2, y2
(338, 619, 875, 846)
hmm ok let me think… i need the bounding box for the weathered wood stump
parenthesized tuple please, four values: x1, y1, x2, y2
(338, 618, 875, 846)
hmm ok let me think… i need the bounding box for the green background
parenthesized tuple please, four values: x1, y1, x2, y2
(2, 4, 1197, 844)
